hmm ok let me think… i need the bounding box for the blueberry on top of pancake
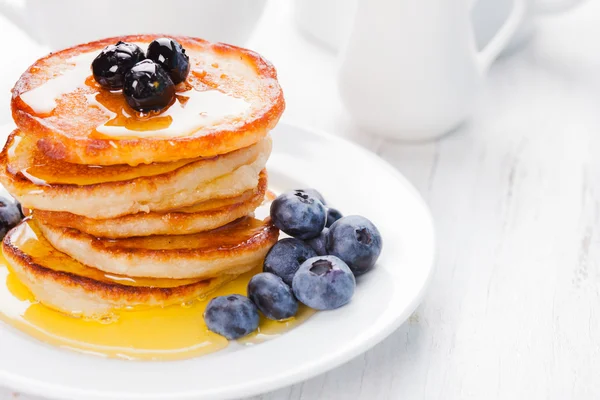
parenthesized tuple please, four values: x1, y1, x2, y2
(92, 41, 145, 90)
(146, 37, 190, 84)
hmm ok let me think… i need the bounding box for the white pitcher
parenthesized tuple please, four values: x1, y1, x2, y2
(337, 0, 525, 141)
(296, 0, 583, 54)
(474, 0, 584, 54)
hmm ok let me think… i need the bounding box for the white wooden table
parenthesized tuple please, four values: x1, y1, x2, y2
(2, 0, 600, 398)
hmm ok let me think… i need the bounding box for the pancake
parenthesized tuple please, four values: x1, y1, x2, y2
(0, 135, 271, 218)
(37, 216, 279, 279)
(11, 34, 285, 166)
(34, 170, 268, 238)
(3, 218, 240, 318)
(6, 129, 201, 185)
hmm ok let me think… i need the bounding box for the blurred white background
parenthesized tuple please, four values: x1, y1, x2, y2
(2, 0, 600, 398)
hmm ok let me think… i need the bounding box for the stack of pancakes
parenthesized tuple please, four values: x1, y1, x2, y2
(0, 35, 285, 319)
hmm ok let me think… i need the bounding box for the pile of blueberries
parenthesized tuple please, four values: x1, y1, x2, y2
(91, 38, 190, 112)
(204, 189, 382, 340)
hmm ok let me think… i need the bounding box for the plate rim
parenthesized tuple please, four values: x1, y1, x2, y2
(0, 121, 436, 400)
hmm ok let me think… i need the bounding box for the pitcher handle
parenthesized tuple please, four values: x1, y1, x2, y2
(476, 0, 526, 72)
(534, 0, 585, 14)
(0, 0, 30, 33)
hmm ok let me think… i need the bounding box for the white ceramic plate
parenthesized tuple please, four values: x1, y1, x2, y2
(0, 122, 435, 400)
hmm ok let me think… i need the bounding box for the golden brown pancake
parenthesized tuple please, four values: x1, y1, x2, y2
(34, 170, 268, 238)
(37, 216, 279, 279)
(0, 135, 271, 218)
(3, 218, 241, 318)
(11, 34, 285, 166)
(6, 129, 201, 185)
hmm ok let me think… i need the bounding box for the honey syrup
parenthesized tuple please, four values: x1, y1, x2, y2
(6, 131, 198, 186)
(20, 46, 251, 141)
(0, 207, 313, 361)
(85, 75, 249, 139)
(0, 257, 314, 361)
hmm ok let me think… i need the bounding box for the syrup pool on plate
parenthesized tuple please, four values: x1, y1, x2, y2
(0, 259, 314, 361)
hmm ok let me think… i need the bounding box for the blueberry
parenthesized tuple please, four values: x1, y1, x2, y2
(146, 38, 190, 84)
(247, 272, 298, 320)
(292, 256, 355, 310)
(263, 238, 317, 285)
(295, 188, 325, 205)
(305, 228, 328, 256)
(270, 190, 327, 239)
(123, 60, 175, 112)
(326, 208, 343, 228)
(204, 294, 259, 340)
(327, 216, 383, 276)
(92, 41, 145, 89)
(0, 197, 23, 239)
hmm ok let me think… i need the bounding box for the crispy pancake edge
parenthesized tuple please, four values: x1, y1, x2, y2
(5, 129, 204, 185)
(0, 135, 271, 218)
(34, 170, 268, 238)
(2, 227, 229, 305)
(37, 216, 279, 279)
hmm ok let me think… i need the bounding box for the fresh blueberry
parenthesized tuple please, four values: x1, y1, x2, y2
(263, 238, 317, 285)
(305, 228, 328, 256)
(123, 60, 175, 112)
(146, 38, 190, 84)
(92, 41, 145, 89)
(326, 208, 343, 228)
(0, 197, 23, 239)
(247, 272, 298, 320)
(270, 190, 327, 239)
(204, 294, 259, 340)
(295, 188, 326, 205)
(327, 215, 383, 276)
(292, 256, 356, 310)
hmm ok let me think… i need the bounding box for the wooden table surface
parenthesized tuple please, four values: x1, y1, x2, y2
(2, 0, 600, 398)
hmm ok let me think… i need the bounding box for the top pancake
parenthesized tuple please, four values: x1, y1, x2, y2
(11, 34, 285, 166)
